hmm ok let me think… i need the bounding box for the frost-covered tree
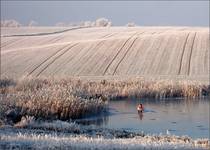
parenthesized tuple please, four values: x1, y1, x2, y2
(55, 18, 112, 27)
(95, 18, 111, 27)
(126, 22, 136, 27)
(84, 21, 92, 27)
(107, 21, 112, 27)
(91, 22, 96, 27)
(28, 20, 38, 27)
(1, 19, 22, 27)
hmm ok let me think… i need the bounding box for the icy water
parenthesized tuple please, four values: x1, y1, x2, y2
(76, 98, 209, 139)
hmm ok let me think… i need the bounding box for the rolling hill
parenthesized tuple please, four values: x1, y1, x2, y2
(1, 26, 209, 83)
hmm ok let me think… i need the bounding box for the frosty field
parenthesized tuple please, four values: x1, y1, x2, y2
(0, 26, 209, 149)
(1, 26, 209, 83)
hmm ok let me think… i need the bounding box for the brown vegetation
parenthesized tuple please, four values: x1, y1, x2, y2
(0, 77, 209, 124)
(0, 77, 107, 123)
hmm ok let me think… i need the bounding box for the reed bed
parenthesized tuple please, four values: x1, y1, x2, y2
(74, 79, 209, 99)
(0, 77, 209, 124)
(0, 77, 107, 123)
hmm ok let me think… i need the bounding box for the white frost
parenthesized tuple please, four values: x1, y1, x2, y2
(0, 133, 208, 150)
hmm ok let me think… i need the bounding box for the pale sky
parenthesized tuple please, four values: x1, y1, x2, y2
(1, 1, 209, 26)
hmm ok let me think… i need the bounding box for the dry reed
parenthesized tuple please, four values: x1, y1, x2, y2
(0, 77, 209, 123)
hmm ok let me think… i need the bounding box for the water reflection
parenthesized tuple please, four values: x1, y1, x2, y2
(75, 97, 209, 138)
(138, 111, 143, 120)
(75, 113, 109, 126)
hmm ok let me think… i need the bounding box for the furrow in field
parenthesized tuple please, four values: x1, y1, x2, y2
(1, 52, 23, 76)
(178, 33, 190, 75)
(167, 32, 188, 75)
(1, 45, 64, 77)
(1, 37, 26, 50)
(113, 37, 138, 75)
(1, 37, 39, 50)
(38, 34, 63, 45)
(103, 32, 138, 75)
(82, 40, 110, 75)
(1, 27, 209, 81)
(86, 38, 124, 76)
(134, 36, 157, 75)
(125, 37, 148, 75)
(204, 34, 209, 76)
(143, 35, 163, 75)
(63, 43, 98, 75)
(147, 34, 171, 74)
(0, 38, 18, 48)
(93, 39, 124, 76)
(76, 41, 106, 75)
(201, 33, 209, 75)
(60, 41, 102, 76)
(200, 32, 208, 75)
(156, 34, 178, 75)
(187, 32, 197, 75)
(104, 33, 118, 38)
(134, 32, 163, 75)
(190, 32, 207, 75)
(178, 32, 197, 75)
(35, 43, 78, 77)
(118, 31, 151, 75)
(102, 38, 132, 75)
(46, 44, 89, 76)
(2, 37, 130, 54)
(27, 44, 70, 76)
(190, 32, 201, 75)
(19, 46, 65, 77)
(126, 31, 155, 75)
(100, 33, 113, 38)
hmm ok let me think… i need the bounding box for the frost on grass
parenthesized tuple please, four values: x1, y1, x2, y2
(0, 119, 209, 149)
(0, 118, 209, 149)
(0, 131, 209, 150)
(14, 116, 35, 128)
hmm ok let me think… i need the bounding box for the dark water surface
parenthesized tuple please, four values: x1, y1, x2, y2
(76, 98, 209, 138)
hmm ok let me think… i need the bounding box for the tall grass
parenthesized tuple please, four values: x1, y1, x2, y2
(72, 78, 209, 99)
(0, 77, 107, 122)
(0, 77, 209, 123)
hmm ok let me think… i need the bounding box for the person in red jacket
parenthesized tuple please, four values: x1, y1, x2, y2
(137, 103, 144, 113)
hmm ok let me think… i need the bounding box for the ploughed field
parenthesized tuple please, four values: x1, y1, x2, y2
(1, 26, 209, 83)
